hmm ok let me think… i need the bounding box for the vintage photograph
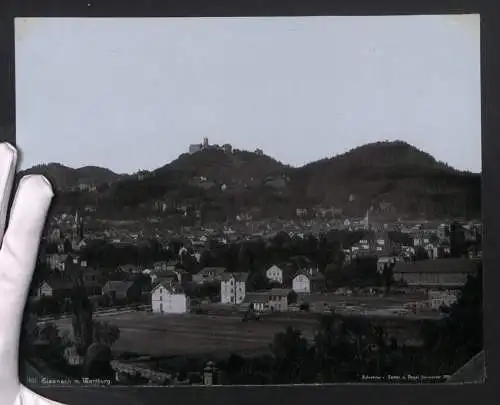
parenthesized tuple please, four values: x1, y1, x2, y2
(15, 15, 483, 386)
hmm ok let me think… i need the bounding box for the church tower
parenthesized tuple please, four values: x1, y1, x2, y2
(72, 210, 84, 242)
(364, 209, 370, 230)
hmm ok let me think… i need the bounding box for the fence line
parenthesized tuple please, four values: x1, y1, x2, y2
(37, 304, 152, 323)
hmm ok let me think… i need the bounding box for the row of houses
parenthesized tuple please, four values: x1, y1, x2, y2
(152, 258, 479, 315)
(149, 265, 322, 314)
(34, 250, 480, 316)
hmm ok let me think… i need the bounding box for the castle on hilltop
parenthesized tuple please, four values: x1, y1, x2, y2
(188, 138, 264, 156)
(189, 137, 210, 154)
(188, 138, 233, 155)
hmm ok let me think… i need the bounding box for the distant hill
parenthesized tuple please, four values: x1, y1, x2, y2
(19, 163, 124, 190)
(22, 141, 481, 220)
(289, 140, 480, 218)
(103, 148, 291, 217)
(155, 147, 289, 183)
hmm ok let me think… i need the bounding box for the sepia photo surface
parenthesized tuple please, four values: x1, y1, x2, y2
(15, 15, 483, 387)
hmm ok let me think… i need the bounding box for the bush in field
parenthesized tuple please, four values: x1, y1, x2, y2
(37, 322, 68, 362)
(92, 321, 120, 346)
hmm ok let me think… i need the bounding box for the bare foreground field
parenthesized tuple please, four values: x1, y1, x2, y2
(48, 292, 432, 358)
(52, 311, 319, 358)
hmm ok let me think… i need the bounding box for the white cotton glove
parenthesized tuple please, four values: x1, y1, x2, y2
(0, 143, 65, 405)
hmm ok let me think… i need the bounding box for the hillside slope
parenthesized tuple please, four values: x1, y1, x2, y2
(23, 141, 481, 220)
(19, 163, 123, 190)
(289, 141, 480, 218)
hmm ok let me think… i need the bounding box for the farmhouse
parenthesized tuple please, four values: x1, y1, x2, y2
(266, 265, 284, 284)
(243, 288, 293, 312)
(220, 272, 248, 304)
(392, 258, 479, 289)
(151, 282, 190, 314)
(292, 269, 324, 294)
(35, 280, 73, 299)
(102, 280, 142, 302)
(36, 278, 102, 299)
(268, 288, 293, 312)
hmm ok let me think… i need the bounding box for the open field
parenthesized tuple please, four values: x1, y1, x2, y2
(52, 311, 319, 358)
(50, 303, 433, 359)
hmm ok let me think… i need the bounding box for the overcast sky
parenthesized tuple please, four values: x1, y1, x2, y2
(15, 15, 480, 174)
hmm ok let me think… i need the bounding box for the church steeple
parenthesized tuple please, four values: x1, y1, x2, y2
(72, 210, 84, 242)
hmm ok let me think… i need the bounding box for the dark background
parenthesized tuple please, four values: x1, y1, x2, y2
(0, 1, 498, 405)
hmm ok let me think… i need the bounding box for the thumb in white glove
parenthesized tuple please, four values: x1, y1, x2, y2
(0, 143, 64, 405)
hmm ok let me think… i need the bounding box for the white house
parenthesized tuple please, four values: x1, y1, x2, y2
(33, 280, 74, 299)
(266, 265, 284, 284)
(220, 272, 248, 304)
(292, 269, 324, 294)
(151, 282, 190, 314)
(293, 273, 311, 294)
(37, 281, 56, 298)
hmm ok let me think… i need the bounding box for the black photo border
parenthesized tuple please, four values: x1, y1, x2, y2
(1, 1, 498, 404)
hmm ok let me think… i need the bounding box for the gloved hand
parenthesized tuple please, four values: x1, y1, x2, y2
(0, 143, 64, 405)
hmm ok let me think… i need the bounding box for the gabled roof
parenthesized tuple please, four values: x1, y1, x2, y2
(151, 268, 177, 276)
(377, 257, 395, 263)
(294, 269, 325, 281)
(44, 278, 101, 290)
(197, 267, 226, 276)
(269, 288, 292, 296)
(42, 280, 73, 290)
(153, 276, 178, 286)
(220, 272, 248, 282)
(266, 264, 283, 272)
(103, 281, 134, 294)
(151, 278, 185, 293)
(119, 264, 139, 272)
(244, 292, 271, 304)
